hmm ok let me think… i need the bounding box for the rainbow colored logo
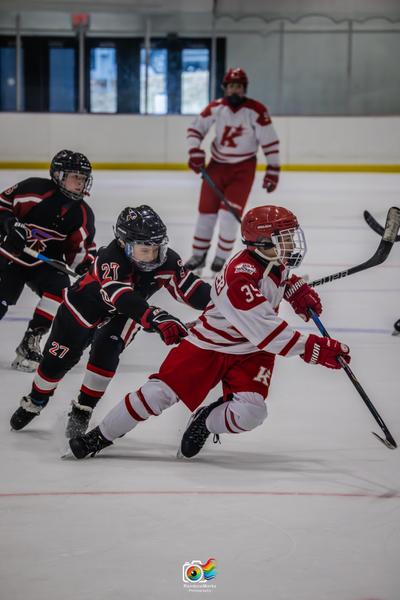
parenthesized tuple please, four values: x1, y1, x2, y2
(182, 558, 217, 583)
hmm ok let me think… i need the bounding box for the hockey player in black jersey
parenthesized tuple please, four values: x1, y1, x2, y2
(0, 150, 96, 372)
(10, 205, 211, 435)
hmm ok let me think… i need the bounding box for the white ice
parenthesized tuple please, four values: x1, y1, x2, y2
(0, 169, 399, 600)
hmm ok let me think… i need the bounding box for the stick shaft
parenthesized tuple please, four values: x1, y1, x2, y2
(23, 247, 78, 278)
(309, 309, 397, 448)
(200, 168, 242, 223)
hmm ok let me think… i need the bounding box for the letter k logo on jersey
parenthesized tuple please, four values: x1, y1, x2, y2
(253, 366, 271, 387)
(220, 125, 244, 148)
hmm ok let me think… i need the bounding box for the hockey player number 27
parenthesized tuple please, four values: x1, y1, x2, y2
(49, 342, 69, 358)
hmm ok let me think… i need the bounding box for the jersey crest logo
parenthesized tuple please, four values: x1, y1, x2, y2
(234, 262, 256, 275)
(253, 366, 271, 386)
(25, 223, 66, 253)
(220, 125, 244, 148)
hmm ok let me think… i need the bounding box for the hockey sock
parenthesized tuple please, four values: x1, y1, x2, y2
(215, 210, 239, 260)
(100, 380, 177, 440)
(30, 293, 62, 330)
(79, 363, 115, 408)
(192, 213, 218, 254)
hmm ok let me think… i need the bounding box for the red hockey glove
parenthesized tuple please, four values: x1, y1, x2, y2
(301, 334, 350, 369)
(2, 218, 29, 255)
(141, 307, 188, 345)
(284, 275, 322, 322)
(262, 167, 280, 193)
(188, 148, 206, 174)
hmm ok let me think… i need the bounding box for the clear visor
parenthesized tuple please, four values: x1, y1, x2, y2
(270, 227, 307, 268)
(124, 237, 169, 271)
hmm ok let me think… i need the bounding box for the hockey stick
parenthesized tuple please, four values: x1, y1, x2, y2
(309, 308, 397, 450)
(23, 247, 79, 278)
(200, 168, 242, 223)
(363, 209, 400, 241)
(310, 206, 400, 287)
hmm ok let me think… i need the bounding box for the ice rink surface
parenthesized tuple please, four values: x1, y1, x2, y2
(0, 169, 399, 600)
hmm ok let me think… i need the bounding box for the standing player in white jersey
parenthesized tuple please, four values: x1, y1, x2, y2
(185, 67, 280, 274)
(68, 205, 351, 460)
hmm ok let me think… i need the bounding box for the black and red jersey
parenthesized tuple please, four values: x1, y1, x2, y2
(63, 239, 211, 328)
(0, 177, 96, 270)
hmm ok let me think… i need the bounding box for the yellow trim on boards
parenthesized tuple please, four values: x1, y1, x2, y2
(0, 162, 399, 173)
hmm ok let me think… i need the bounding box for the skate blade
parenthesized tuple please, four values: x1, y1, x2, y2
(11, 357, 38, 373)
(176, 447, 185, 459)
(392, 330, 400, 336)
(61, 448, 76, 460)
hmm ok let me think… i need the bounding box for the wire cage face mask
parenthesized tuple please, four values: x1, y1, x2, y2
(124, 237, 169, 271)
(270, 226, 307, 268)
(57, 171, 93, 201)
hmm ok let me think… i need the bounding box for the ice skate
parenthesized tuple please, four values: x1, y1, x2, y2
(210, 256, 226, 273)
(179, 397, 225, 458)
(69, 426, 113, 459)
(184, 253, 207, 275)
(11, 327, 44, 373)
(65, 400, 93, 438)
(10, 395, 44, 430)
(392, 319, 400, 336)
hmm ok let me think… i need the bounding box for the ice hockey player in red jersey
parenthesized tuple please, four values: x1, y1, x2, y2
(10, 205, 211, 435)
(68, 205, 351, 460)
(0, 150, 96, 372)
(185, 67, 280, 275)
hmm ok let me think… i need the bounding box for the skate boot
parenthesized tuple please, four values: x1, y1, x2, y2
(392, 319, 400, 336)
(69, 426, 113, 459)
(184, 253, 207, 274)
(65, 400, 93, 438)
(179, 397, 225, 458)
(12, 327, 45, 372)
(10, 395, 46, 430)
(210, 256, 226, 273)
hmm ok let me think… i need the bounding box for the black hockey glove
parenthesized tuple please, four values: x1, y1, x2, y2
(2, 218, 29, 255)
(140, 307, 188, 345)
(75, 257, 94, 276)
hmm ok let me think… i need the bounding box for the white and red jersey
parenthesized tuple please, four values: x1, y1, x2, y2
(187, 97, 280, 167)
(188, 249, 307, 357)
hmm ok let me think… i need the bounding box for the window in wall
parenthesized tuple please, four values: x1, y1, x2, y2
(0, 35, 225, 114)
(0, 45, 16, 110)
(140, 47, 168, 114)
(181, 48, 209, 114)
(49, 45, 76, 112)
(22, 37, 75, 112)
(90, 46, 117, 113)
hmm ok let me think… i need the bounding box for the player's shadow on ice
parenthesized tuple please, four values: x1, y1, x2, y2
(94, 439, 327, 473)
(10, 428, 53, 441)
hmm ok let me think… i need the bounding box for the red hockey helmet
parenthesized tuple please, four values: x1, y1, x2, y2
(241, 205, 306, 267)
(222, 68, 248, 89)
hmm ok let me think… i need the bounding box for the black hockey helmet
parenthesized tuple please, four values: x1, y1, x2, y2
(115, 205, 169, 271)
(50, 149, 93, 201)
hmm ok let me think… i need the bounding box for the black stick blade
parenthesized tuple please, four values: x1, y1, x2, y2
(371, 431, 397, 450)
(364, 207, 400, 242)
